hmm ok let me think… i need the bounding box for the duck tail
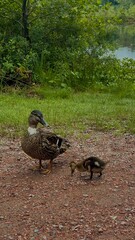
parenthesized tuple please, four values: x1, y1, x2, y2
(60, 139, 70, 153)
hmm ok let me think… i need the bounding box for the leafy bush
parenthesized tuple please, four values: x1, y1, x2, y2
(0, 36, 38, 86)
(0, 0, 135, 93)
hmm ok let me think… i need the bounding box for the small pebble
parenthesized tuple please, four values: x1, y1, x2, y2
(34, 228, 39, 233)
(64, 203, 69, 207)
(83, 194, 89, 197)
(72, 225, 80, 231)
(121, 221, 127, 225)
(98, 228, 103, 233)
(58, 224, 64, 230)
(42, 236, 47, 240)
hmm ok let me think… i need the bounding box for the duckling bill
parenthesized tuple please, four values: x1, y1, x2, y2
(21, 110, 70, 174)
(70, 156, 108, 180)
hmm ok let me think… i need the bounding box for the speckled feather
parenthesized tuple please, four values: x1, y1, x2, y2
(21, 128, 69, 161)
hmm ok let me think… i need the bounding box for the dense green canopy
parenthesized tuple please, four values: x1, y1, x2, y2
(0, 0, 135, 89)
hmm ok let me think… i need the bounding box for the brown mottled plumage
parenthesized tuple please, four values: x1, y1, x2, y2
(21, 110, 70, 173)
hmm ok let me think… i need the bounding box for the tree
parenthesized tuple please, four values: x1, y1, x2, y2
(22, 0, 30, 42)
(0, 0, 121, 88)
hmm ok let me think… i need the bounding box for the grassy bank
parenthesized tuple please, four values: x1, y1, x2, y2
(0, 88, 135, 138)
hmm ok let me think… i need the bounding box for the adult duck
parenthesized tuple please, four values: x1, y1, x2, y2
(21, 110, 70, 173)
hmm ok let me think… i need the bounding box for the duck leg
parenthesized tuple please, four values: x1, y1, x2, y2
(30, 159, 44, 171)
(41, 159, 53, 174)
(39, 159, 47, 169)
(90, 170, 93, 180)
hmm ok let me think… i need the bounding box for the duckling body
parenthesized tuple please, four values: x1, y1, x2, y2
(21, 110, 70, 173)
(70, 156, 108, 180)
(84, 156, 107, 179)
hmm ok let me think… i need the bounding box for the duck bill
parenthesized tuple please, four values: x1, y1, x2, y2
(40, 118, 49, 127)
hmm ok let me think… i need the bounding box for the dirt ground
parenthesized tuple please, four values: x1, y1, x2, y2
(0, 131, 135, 240)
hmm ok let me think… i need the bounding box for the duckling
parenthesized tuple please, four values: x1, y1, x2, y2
(70, 156, 108, 180)
(84, 156, 108, 180)
(21, 110, 70, 174)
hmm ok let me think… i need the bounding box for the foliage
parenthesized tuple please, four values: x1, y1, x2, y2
(0, 0, 135, 91)
(92, 57, 135, 85)
(0, 0, 121, 88)
(0, 36, 38, 86)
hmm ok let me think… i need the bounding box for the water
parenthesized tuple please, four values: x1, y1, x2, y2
(114, 47, 135, 60)
(113, 25, 135, 60)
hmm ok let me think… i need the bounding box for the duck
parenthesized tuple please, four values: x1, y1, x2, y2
(21, 110, 70, 174)
(70, 156, 108, 180)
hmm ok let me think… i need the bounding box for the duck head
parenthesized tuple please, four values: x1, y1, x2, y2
(28, 110, 49, 128)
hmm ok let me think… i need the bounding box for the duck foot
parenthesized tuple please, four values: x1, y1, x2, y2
(40, 169, 51, 174)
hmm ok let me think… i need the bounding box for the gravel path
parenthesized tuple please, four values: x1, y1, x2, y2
(0, 131, 135, 240)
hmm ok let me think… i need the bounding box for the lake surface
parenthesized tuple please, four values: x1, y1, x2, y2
(114, 47, 135, 60)
(113, 25, 135, 60)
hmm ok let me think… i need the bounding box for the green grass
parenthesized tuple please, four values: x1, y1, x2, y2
(0, 88, 135, 138)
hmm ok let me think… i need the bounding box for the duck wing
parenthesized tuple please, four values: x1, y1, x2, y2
(39, 129, 70, 159)
(84, 157, 106, 170)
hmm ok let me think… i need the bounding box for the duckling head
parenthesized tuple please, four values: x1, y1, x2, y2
(28, 110, 49, 128)
(69, 161, 77, 176)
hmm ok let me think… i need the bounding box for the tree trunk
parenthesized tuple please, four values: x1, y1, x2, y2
(22, 0, 31, 43)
